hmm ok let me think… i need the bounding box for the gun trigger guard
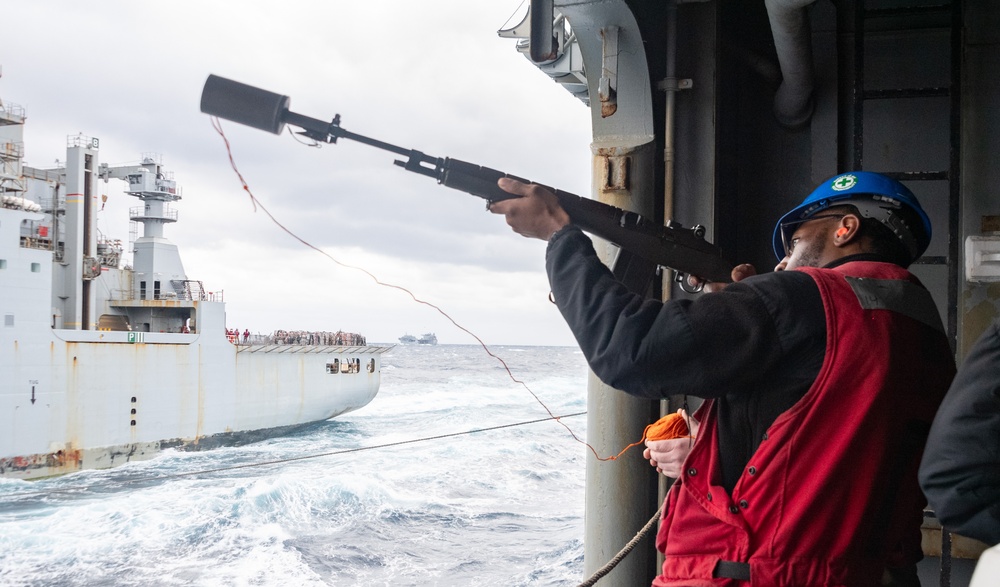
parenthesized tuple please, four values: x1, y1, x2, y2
(548, 291, 556, 304)
(676, 272, 705, 294)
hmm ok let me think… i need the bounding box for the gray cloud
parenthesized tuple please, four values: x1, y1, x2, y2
(1, 0, 593, 345)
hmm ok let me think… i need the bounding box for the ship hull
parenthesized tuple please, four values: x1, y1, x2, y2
(1, 329, 388, 479)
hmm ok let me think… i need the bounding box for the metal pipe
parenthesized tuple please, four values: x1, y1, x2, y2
(664, 0, 677, 228)
(764, 0, 819, 128)
(656, 2, 681, 576)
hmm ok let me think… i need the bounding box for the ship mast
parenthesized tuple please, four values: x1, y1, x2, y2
(99, 155, 186, 301)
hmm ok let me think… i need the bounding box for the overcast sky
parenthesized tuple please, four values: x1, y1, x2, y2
(1, 0, 596, 346)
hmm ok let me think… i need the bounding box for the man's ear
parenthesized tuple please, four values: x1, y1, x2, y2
(833, 214, 861, 247)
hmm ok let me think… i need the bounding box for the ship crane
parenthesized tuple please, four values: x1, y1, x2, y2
(98, 154, 181, 241)
(97, 156, 194, 304)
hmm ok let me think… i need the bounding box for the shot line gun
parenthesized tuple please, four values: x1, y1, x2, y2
(199, 74, 733, 292)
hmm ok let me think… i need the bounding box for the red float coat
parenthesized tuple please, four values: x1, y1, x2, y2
(652, 262, 955, 587)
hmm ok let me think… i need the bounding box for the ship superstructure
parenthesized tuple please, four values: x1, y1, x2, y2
(0, 94, 390, 480)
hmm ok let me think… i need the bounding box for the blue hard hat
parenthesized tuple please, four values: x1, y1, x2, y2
(771, 171, 932, 263)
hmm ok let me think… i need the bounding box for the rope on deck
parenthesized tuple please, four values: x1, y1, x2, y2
(576, 503, 663, 587)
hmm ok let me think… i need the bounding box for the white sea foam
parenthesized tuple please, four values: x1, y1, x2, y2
(0, 345, 589, 586)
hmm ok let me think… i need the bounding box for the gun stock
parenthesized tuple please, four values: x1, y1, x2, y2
(200, 74, 734, 289)
(438, 159, 732, 285)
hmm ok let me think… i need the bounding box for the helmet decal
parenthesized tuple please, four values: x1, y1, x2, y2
(830, 174, 857, 191)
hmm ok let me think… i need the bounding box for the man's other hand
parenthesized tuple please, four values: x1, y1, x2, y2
(687, 263, 764, 293)
(643, 409, 701, 478)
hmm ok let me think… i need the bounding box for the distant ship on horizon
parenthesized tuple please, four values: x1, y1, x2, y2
(398, 333, 437, 345)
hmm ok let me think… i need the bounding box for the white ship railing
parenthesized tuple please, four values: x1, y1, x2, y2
(263, 330, 367, 346)
(0, 140, 24, 159)
(0, 101, 25, 124)
(129, 205, 178, 222)
(232, 331, 373, 347)
(19, 236, 53, 251)
(67, 134, 99, 150)
(108, 289, 224, 302)
(40, 195, 66, 213)
(18, 218, 53, 251)
(235, 343, 393, 356)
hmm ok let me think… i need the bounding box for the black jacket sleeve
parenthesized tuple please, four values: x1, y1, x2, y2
(919, 320, 1000, 545)
(544, 225, 824, 400)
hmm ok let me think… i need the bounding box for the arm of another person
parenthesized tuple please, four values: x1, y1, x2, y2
(919, 320, 1000, 545)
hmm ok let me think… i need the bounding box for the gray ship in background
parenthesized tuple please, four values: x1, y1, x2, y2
(0, 90, 390, 480)
(398, 333, 436, 345)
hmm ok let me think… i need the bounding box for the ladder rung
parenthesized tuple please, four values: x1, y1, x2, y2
(860, 3, 953, 33)
(863, 87, 950, 100)
(864, 4, 952, 19)
(882, 171, 949, 181)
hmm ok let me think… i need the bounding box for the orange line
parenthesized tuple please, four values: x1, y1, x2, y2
(208, 116, 650, 463)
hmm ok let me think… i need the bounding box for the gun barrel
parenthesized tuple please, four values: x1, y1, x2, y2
(200, 74, 290, 135)
(199, 74, 734, 284)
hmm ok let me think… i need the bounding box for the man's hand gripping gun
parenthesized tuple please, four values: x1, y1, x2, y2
(199, 74, 733, 293)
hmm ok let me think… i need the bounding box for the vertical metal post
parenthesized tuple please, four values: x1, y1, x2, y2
(940, 2, 962, 582)
(585, 141, 660, 586)
(852, 0, 865, 170)
(658, 2, 680, 576)
(946, 0, 961, 354)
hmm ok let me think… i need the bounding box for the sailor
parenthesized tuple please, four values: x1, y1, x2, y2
(490, 171, 955, 586)
(919, 318, 1000, 585)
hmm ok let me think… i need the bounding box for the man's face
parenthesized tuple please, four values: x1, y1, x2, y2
(783, 215, 842, 270)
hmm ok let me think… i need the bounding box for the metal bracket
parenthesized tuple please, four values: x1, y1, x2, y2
(599, 26, 619, 118)
(82, 256, 101, 280)
(657, 78, 694, 92)
(601, 155, 631, 192)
